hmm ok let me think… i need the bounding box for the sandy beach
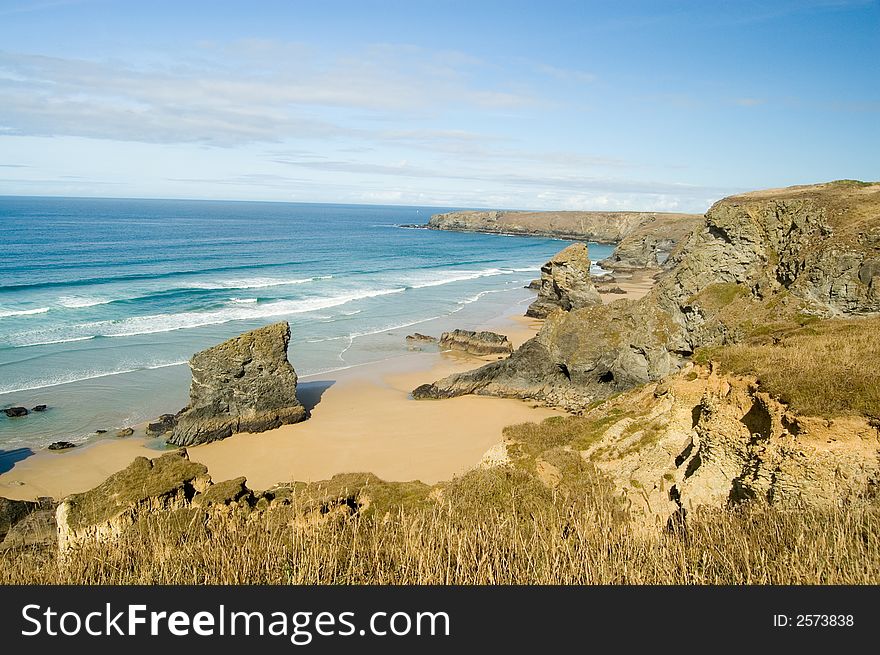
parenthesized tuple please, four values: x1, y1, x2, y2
(0, 303, 555, 499)
(0, 272, 653, 501)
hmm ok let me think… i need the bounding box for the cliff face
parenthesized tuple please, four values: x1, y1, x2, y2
(416, 181, 880, 410)
(490, 364, 880, 524)
(427, 209, 702, 257)
(598, 213, 702, 270)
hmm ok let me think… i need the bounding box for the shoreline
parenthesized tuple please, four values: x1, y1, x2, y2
(0, 269, 653, 501)
(0, 299, 555, 500)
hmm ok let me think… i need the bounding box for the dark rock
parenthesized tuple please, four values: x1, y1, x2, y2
(95, 429, 107, 434)
(439, 329, 514, 356)
(47, 441, 77, 451)
(4, 407, 28, 418)
(525, 279, 541, 290)
(168, 322, 308, 447)
(406, 333, 438, 344)
(116, 427, 135, 438)
(526, 243, 602, 318)
(32, 405, 47, 412)
(598, 285, 627, 294)
(146, 413, 177, 437)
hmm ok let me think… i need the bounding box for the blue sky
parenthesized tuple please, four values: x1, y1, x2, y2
(0, 0, 877, 211)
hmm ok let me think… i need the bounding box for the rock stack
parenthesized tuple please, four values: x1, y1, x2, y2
(525, 243, 602, 318)
(168, 322, 308, 447)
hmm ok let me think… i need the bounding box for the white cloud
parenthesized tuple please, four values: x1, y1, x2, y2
(0, 44, 536, 147)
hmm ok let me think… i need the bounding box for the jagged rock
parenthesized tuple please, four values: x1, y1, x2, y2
(439, 329, 513, 356)
(526, 243, 602, 318)
(525, 279, 541, 290)
(416, 181, 880, 410)
(47, 441, 76, 451)
(406, 333, 438, 344)
(484, 365, 880, 525)
(191, 476, 253, 508)
(116, 427, 135, 438)
(599, 213, 702, 271)
(598, 285, 627, 295)
(168, 322, 308, 447)
(56, 449, 211, 551)
(146, 413, 177, 437)
(4, 407, 28, 418)
(95, 429, 107, 434)
(32, 405, 47, 412)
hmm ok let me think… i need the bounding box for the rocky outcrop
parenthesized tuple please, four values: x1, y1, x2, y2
(4, 407, 28, 418)
(47, 441, 76, 451)
(439, 329, 513, 356)
(146, 413, 177, 437)
(427, 209, 700, 244)
(168, 322, 308, 447)
(56, 449, 212, 551)
(526, 243, 602, 318)
(406, 333, 437, 344)
(415, 181, 880, 410)
(488, 364, 880, 524)
(116, 427, 134, 438)
(599, 213, 702, 270)
(55, 450, 433, 550)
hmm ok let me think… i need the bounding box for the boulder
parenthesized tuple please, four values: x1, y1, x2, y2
(146, 413, 177, 437)
(598, 285, 627, 295)
(32, 405, 47, 412)
(47, 441, 76, 451)
(439, 329, 514, 356)
(56, 449, 211, 551)
(116, 427, 135, 438)
(4, 407, 28, 418)
(405, 333, 438, 344)
(168, 322, 308, 447)
(526, 243, 602, 318)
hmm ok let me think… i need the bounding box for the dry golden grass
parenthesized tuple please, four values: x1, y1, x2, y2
(696, 317, 880, 418)
(3, 466, 879, 585)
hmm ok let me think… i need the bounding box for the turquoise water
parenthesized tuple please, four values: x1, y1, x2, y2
(0, 197, 612, 449)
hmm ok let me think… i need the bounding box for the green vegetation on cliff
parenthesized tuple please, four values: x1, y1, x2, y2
(695, 316, 880, 418)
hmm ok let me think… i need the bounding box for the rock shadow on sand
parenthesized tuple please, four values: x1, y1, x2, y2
(0, 448, 35, 475)
(296, 380, 335, 413)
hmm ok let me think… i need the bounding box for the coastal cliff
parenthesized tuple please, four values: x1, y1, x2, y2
(414, 180, 880, 521)
(426, 209, 702, 269)
(415, 181, 880, 410)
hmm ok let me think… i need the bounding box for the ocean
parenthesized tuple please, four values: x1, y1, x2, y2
(0, 196, 612, 450)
